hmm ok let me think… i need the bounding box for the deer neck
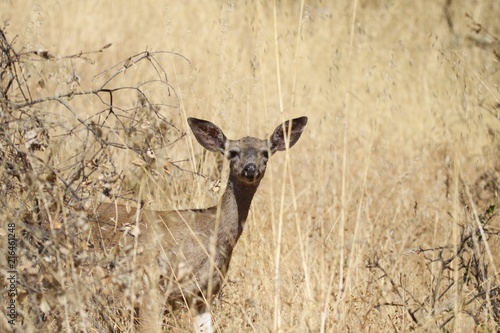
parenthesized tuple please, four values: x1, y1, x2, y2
(218, 174, 259, 247)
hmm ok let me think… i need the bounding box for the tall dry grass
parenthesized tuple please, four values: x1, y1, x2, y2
(0, 0, 499, 332)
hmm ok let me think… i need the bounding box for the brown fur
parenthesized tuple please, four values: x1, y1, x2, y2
(87, 116, 308, 330)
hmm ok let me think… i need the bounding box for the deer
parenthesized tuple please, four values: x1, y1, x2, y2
(89, 116, 308, 333)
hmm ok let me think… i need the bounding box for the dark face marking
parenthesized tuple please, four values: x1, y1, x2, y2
(226, 137, 270, 185)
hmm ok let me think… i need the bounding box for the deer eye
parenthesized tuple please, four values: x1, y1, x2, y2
(228, 149, 240, 159)
(261, 150, 269, 160)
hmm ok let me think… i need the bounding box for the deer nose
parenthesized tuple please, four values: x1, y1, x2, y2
(242, 163, 257, 179)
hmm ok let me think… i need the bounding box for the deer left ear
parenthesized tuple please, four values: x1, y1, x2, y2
(269, 116, 308, 154)
(188, 118, 227, 154)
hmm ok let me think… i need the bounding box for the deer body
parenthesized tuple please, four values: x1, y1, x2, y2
(89, 117, 308, 333)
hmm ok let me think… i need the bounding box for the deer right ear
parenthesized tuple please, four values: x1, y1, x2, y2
(188, 118, 227, 154)
(269, 116, 308, 154)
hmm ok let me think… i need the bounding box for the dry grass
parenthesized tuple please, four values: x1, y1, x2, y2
(0, 0, 499, 332)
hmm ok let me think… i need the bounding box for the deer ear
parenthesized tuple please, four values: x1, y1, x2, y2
(269, 116, 308, 154)
(188, 118, 227, 154)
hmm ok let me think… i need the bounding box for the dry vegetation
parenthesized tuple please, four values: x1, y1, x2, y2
(0, 0, 499, 332)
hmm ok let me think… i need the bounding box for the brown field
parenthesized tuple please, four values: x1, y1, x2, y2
(0, 0, 499, 332)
